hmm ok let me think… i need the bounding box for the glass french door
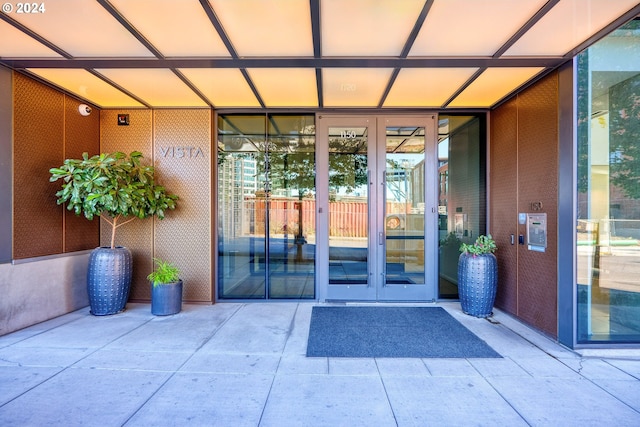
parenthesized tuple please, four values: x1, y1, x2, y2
(316, 115, 437, 301)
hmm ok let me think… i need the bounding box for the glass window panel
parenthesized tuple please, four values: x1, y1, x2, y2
(218, 114, 315, 299)
(577, 19, 640, 343)
(267, 115, 316, 299)
(386, 127, 426, 154)
(328, 127, 369, 285)
(219, 114, 269, 138)
(385, 127, 425, 285)
(217, 115, 267, 299)
(437, 115, 486, 298)
(267, 149, 316, 299)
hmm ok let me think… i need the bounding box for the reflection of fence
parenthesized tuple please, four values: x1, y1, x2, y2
(577, 219, 640, 246)
(328, 201, 410, 237)
(329, 202, 367, 237)
(237, 197, 410, 238)
(243, 198, 316, 237)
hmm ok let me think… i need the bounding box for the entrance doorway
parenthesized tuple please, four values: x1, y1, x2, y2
(316, 115, 438, 301)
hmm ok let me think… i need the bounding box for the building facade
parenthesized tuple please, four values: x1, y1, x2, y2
(1, 1, 639, 348)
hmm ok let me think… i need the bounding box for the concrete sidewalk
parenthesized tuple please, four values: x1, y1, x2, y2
(0, 302, 639, 426)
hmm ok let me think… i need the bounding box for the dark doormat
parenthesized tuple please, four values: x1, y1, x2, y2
(306, 306, 501, 358)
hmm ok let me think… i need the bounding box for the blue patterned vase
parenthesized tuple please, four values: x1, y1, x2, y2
(151, 280, 183, 316)
(87, 247, 132, 315)
(457, 253, 498, 317)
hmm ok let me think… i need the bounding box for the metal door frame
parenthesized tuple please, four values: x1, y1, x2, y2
(316, 113, 438, 302)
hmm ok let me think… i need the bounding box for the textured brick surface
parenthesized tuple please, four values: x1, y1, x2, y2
(14, 74, 101, 258)
(13, 74, 64, 259)
(99, 110, 154, 300)
(99, 109, 212, 303)
(490, 98, 518, 315)
(153, 109, 212, 302)
(517, 73, 558, 337)
(490, 72, 559, 337)
(63, 97, 100, 252)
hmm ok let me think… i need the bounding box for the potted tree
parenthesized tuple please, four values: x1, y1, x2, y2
(458, 234, 498, 317)
(147, 258, 183, 316)
(50, 151, 178, 315)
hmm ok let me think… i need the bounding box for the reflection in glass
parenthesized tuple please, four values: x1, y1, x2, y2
(385, 126, 425, 285)
(217, 114, 315, 299)
(577, 19, 640, 342)
(328, 127, 369, 284)
(437, 115, 485, 298)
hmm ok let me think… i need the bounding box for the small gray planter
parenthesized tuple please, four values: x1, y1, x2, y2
(457, 253, 498, 317)
(87, 247, 132, 316)
(151, 280, 183, 316)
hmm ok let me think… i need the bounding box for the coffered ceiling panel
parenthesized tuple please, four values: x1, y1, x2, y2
(6, 0, 155, 57)
(0, 20, 62, 58)
(384, 68, 479, 107)
(108, 0, 230, 57)
(1, 0, 638, 109)
(448, 67, 544, 107)
(26, 68, 144, 107)
(410, 0, 548, 56)
(210, 0, 313, 56)
(505, 0, 640, 56)
(96, 69, 207, 107)
(247, 68, 317, 107)
(322, 0, 426, 56)
(323, 68, 393, 107)
(179, 68, 260, 107)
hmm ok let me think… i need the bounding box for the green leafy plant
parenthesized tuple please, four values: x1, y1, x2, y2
(49, 151, 178, 249)
(460, 234, 497, 256)
(147, 258, 180, 287)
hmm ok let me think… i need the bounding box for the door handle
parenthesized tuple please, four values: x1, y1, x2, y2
(379, 232, 384, 245)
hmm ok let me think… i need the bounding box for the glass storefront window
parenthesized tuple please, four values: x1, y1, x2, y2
(437, 115, 486, 299)
(577, 19, 640, 343)
(217, 114, 316, 299)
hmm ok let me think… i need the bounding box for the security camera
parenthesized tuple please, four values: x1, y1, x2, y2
(78, 104, 92, 116)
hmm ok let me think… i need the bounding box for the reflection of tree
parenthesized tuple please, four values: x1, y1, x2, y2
(266, 151, 315, 260)
(328, 137, 368, 194)
(328, 154, 368, 194)
(218, 134, 370, 260)
(267, 151, 315, 198)
(217, 150, 229, 166)
(577, 51, 590, 196)
(609, 73, 640, 200)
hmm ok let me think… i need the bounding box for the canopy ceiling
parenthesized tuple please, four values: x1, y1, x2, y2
(1, 0, 639, 109)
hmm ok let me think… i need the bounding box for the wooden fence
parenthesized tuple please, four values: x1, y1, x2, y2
(242, 197, 409, 238)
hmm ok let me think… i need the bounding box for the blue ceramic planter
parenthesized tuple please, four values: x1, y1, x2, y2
(457, 253, 498, 317)
(87, 247, 132, 316)
(151, 280, 183, 316)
